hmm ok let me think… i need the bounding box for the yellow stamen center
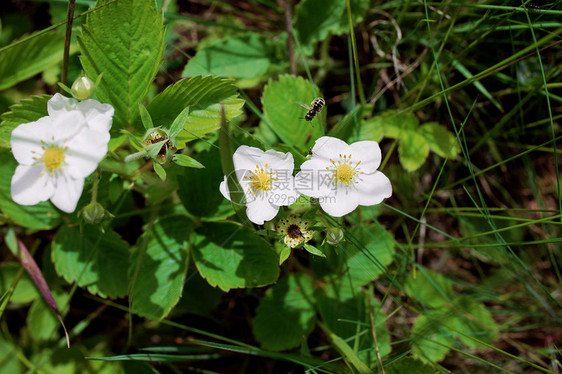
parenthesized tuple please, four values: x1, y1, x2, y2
(326, 154, 363, 187)
(244, 164, 276, 193)
(42, 146, 65, 173)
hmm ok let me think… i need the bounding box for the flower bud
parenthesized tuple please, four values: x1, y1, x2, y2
(143, 127, 176, 164)
(80, 202, 106, 224)
(71, 75, 95, 100)
(325, 227, 345, 246)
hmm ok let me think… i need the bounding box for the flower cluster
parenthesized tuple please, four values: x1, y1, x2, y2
(10, 94, 114, 213)
(220, 136, 392, 225)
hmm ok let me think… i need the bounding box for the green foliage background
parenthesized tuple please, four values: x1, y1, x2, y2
(0, 0, 561, 373)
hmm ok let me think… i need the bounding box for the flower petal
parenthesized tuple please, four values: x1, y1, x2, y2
(47, 93, 78, 116)
(350, 140, 382, 172)
(356, 170, 392, 206)
(312, 136, 350, 160)
(65, 129, 109, 179)
(245, 197, 279, 225)
(295, 159, 334, 198)
(77, 99, 114, 135)
(319, 185, 359, 217)
(49, 174, 84, 213)
(49, 110, 88, 143)
(264, 148, 294, 172)
(232, 145, 268, 172)
(10, 117, 52, 165)
(219, 177, 231, 200)
(11, 164, 54, 206)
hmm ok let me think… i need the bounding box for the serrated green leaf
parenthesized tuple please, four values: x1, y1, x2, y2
(398, 131, 430, 172)
(172, 154, 204, 168)
(0, 150, 62, 230)
(0, 31, 65, 91)
(253, 274, 316, 351)
(191, 222, 280, 291)
(341, 224, 395, 287)
(0, 263, 40, 304)
(130, 215, 192, 319)
(153, 162, 166, 181)
(0, 94, 49, 148)
(147, 76, 244, 145)
(418, 122, 460, 159)
(262, 75, 324, 149)
(183, 34, 282, 81)
(176, 148, 233, 220)
(405, 268, 455, 309)
(52, 225, 129, 298)
(78, 0, 166, 131)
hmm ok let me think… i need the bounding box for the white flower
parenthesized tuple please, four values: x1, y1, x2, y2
(47, 93, 114, 141)
(10, 94, 113, 213)
(220, 145, 299, 225)
(295, 136, 392, 217)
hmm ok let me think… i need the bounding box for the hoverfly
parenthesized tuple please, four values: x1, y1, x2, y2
(297, 97, 325, 123)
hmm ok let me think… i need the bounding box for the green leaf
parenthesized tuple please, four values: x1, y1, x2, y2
(153, 162, 166, 181)
(130, 215, 192, 319)
(27, 289, 70, 342)
(0, 31, 65, 91)
(418, 122, 460, 159)
(328, 104, 372, 141)
(294, 0, 345, 51)
(147, 76, 244, 145)
(398, 131, 430, 172)
(262, 75, 324, 149)
(412, 296, 498, 363)
(375, 110, 419, 139)
(341, 224, 395, 287)
(405, 268, 455, 309)
(0, 94, 49, 148)
(138, 102, 154, 130)
(253, 274, 316, 351)
(182, 34, 282, 81)
(0, 263, 39, 304)
(303, 243, 325, 257)
(176, 148, 233, 220)
(52, 225, 129, 298)
(0, 338, 24, 374)
(317, 280, 391, 366)
(357, 116, 385, 143)
(172, 271, 223, 318)
(172, 154, 205, 168)
(121, 129, 145, 151)
(191, 222, 280, 291)
(294, 0, 369, 52)
(169, 106, 190, 139)
(0, 150, 62, 230)
(78, 0, 166, 131)
(387, 357, 437, 374)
